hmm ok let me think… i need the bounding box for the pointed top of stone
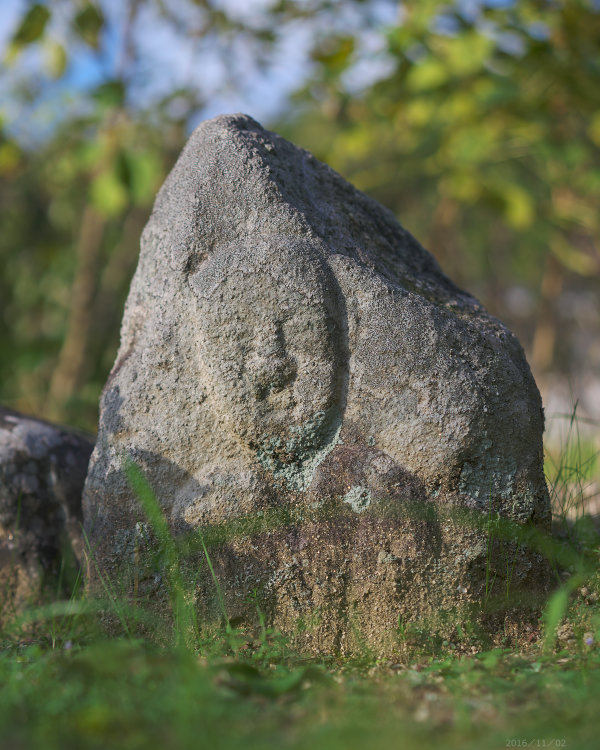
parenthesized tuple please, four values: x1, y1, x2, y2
(143, 113, 470, 304)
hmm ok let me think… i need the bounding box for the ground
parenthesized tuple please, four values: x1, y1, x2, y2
(0, 428, 598, 750)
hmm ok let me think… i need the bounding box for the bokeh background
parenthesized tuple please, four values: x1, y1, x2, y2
(0, 0, 598, 481)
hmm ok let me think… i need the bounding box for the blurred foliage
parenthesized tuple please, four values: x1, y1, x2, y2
(0, 97, 184, 428)
(281, 0, 600, 380)
(0, 0, 385, 430)
(0, 0, 598, 431)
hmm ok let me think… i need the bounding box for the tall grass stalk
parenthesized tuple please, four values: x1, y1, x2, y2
(546, 401, 599, 530)
(198, 532, 231, 634)
(82, 527, 133, 639)
(484, 479, 498, 607)
(542, 575, 584, 653)
(124, 460, 198, 649)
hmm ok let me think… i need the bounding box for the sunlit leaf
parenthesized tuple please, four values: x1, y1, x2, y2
(90, 170, 128, 217)
(0, 141, 21, 175)
(406, 58, 448, 91)
(503, 185, 535, 229)
(45, 41, 68, 78)
(450, 32, 493, 75)
(551, 236, 598, 276)
(589, 113, 600, 147)
(404, 98, 435, 127)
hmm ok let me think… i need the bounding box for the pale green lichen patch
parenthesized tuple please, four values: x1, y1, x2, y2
(342, 485, 372, 513)
(254, 409, 342, 491)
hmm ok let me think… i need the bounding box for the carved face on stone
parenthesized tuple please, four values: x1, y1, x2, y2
(189, 238, 345, 455)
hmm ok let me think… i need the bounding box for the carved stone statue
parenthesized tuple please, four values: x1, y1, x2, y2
(83, 114, 551, 653)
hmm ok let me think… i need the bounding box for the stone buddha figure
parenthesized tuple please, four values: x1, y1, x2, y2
(189, 236, 347, 492)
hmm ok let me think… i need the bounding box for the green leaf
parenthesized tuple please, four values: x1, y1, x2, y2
(115, 151, 133, 191)
(92, 80, 126, 108)
(45, 40, 68, 78)
(125, 150, 163, 205)
(407, 58, 448, 92)
(312, 36, 355, 73)
(439, 31, 494, 76)
(589, 112, 600, 147)
(90, 170, 128, 217)
(502, 184, 535, 229)
(12, 4, 51, 45)
(0, 141, 21, 175)
(73, 3, 104, 49)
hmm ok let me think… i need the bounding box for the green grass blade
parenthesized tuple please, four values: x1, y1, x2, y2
(124, 459, 198, 649)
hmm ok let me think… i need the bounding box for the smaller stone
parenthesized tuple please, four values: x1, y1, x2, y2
(0, 406, 93, 623)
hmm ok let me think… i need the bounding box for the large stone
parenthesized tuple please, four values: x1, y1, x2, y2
(83, 114, 552, 653)
(0, 406, 93, 623)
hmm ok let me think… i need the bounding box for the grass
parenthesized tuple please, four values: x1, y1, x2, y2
(1, 413, 599, 750)
(545, 402, 599, 530)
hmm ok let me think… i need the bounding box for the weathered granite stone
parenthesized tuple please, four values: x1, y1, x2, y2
(0, 406, 93, 622)
(83, 114, 552, 653)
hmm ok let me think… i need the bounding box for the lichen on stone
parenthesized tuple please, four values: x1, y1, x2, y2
(342, 485, 372, 513)
(254, 409, 342, 491)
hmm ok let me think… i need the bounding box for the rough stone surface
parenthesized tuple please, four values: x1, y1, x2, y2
(83, 114, 552, 653)
(0, 406, 93, 622)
